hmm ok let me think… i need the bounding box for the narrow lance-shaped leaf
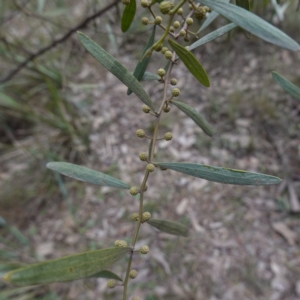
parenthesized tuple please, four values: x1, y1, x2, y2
(155, 162, 282, 186)
(197, 0, 300, 51)
(127, 25, 156, 95)
(141, 72, 160, 81)
(190, 23, 237, 51)
(121, 0, 136, 33)
(147, 218, 189, 237)
(47, 162, 131, 189)
(197, 0, 230, 33)
(77, 32, 155, 111)
(172, 100, 213, 137)
(2, 247, 131, 286)
(272, 72, 300, 102)
(168, 39, 210, 87)
(89, 270, 123, 281)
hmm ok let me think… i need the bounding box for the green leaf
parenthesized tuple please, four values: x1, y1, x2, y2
(2, 247, 131, 286)
(0, 93, 22, 109)
(168, 39, 210, 87)
(46, 162, 131, 189)
(90, 270, 123, 281)
(147, 218, 189, 237)
(190, 23, 237, 51)
(155, 162, 282, 186)
(141, 72, 160, 81)
(127, 25, 156, 95)
(171, 100, 213, 137)
(198, 0, 230, 33)
(197, 0, 300, 51)
(272, 72, 300, 102)
(121, 0, 136, 32)
(0, 263, 23, 277)
(77, 32, 155, 111)
(236, 0, 250, 11)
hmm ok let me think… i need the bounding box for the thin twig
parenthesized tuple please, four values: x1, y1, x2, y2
(0, 0, 120, 84)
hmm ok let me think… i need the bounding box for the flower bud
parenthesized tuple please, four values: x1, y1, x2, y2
(165, 51, 172, 59)
(160, 166, 168, 170)
(161, 47, 168, 54)
(155, 43, 163, 52)
(177, 7, 183, 15)
(142, 105, 150, 113)
(146, 164, 155, 172)
(179, 29, 186, 37)
(186, 17, 193, 25)
(115, 240, 128, 248)
(140, 245, 149, 254)
(184, 35, 190, 42)
(155, 16, 163, 25)
(131, 213, 139, 221)
(171, 88, 180, 97)
(204, 6, 212, 12)
(164, 132, 173, 141)
(194, 7, 206, 20)
(157, 68, 166, 77)
(140, 0, 149, 7)
(130, 186, 139, 195)
(122, 0, 130, 4)
(107, 279, 116, 288)
(139, 152, 148, 161)
(159, 1, 174, 14)
(136, 129, 145, 138)
(169, 26, 175, 33)
(141, 17, 149, 25)
(163, 105, 171, 113)
(142, 212, 151, 222)
(170, 78, 177, 85)
(129, 269, 138, 279)
(173, 21, 180, 28)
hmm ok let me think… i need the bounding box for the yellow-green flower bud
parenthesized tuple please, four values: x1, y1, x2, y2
(139, 152, 148, 161)
(146, 164, 155, 172)
(115, 239, 128, 248)
(184, 35, 190, 42)
(129, 269, 138, 279)
(165, 51, 173, 59)
(130, 186, 139, 196)
(159, 1, 174, 14)
(160, 166, 168, 170)
(194, 7, 205, 20)
(164, 132, 173, 141)
(136, 129, 145, 138)
(170, 78, 177, 85)
(122, 0, 130, 5)
(177, 7, 183, 15)
(173, 21, 180, 28)
(169, 26, 175, 33)
(141, 17, 149, 25)
(140, 245, 149, 254)
(140, 0, 149, 7)
(171, 88, 180, 97)
(155, 43, 163, 52)
(204, 6, 212, 12)
(155, 16, 163, 25)
(157, 68, 166, 77)
(163, 105, 171, 113)
(161, 47, 168, 54)
(107, 279, 116, 288)
(142, 105, 150, 113)
(179, 29, 186, 37)
(186, 17, 193, 25)
(188, 4, 193, 10)
(142, 212, 151, 222)
(131, 213, 139, 221)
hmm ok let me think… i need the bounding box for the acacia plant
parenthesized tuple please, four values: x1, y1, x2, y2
(2, 0, 300, 299)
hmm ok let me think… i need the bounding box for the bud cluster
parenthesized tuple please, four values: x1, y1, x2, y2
(114, 240, 128, 248)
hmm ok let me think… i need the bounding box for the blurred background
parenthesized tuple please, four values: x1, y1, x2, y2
(0, 0, 300, 299)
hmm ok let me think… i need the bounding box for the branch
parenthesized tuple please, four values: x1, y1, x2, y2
(0, 0, 120, 84)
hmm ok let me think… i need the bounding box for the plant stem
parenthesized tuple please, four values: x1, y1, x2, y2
(122, 54, 174, 300)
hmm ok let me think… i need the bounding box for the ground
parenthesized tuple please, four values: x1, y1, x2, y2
(0, 2, 300, 300)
